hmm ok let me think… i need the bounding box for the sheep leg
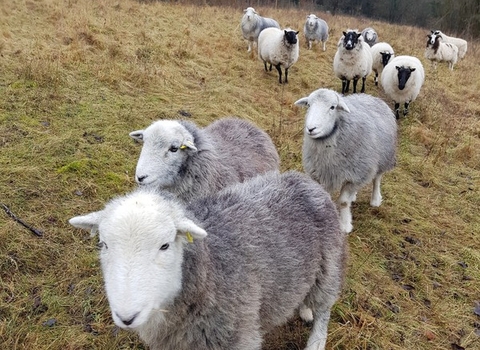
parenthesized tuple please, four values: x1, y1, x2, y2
(299, 304, 314, 324)
(304, 308, 331, 350)
(374, 72, 378, 86)
(352, 78, 358, 93)
(394, 102, 400, 119)
(263, 61, 268, 72)
(275, 64, 283, 84)
(322, 41, 326, 51)
(403, 102, 410, 116)
(284, 67, 289, 84)
(360, 76, 366, 93)
(371, 174, 383, 207)
(341, 79, 349, 94)
(337, 184, 357, 234)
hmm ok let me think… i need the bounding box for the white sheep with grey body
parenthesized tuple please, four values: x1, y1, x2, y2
(425, 33, 458, 70)
(129, 117, 280, 202)
(304, 14, 329, 51)
(431, 30, 467, 59)
(258, 27, 300, 84)
(295, 88, 397, 234)
(333, 29, 373, 94)
(241, 7, 280, 53)
(69, 170, 347, 350)
(381, 55, 425, 119)
(370, 42, 395, 86)
(361, 27, 378, 47)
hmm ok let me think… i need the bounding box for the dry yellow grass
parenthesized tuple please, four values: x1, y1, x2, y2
(1, 1, 479, 349)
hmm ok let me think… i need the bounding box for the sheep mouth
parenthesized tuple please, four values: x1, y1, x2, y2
(307, 121, 338, 141)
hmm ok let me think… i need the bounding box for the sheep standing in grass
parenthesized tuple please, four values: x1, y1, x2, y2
(69, 170, 348, 350)
(370, 42, 395, 86)
(129, 117, 280, 202)
(258, 27, 299, 84)
(295, 88, 397, 234)
(333, 29, 373, 94)
(304, 14, 329, 51)
(381, 55, 425, 119)
(425, 33, 458, 70)
(361, 27, 378, 47)
(241, 7, 280, 53)
(431, 30, 467, 59)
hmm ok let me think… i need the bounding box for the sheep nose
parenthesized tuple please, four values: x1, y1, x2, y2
(136, 174, 148, 183)
(307, 127, 316, 134)
(117, 312, 138, 327)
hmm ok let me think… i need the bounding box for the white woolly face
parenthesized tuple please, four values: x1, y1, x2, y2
(306, 14, 317, 29)
(243, 7, 256, 20)
(69, 191, 208, 330)
(129, 120, 197, 188)
(295, 89, 350, 139)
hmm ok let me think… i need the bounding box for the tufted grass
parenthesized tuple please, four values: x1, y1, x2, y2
(1, 1, 479, 349)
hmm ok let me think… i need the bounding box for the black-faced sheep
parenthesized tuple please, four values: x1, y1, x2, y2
(333, 29, 373, 94)
(431, 30, 467, 59)
(304, 14, 329, 51)
(361, 27, 378, 47)
(295, 88, 397, 234)
(241, 7, 280, 53)
(425, 33, 459, 70)
(370, 42, 395, 86)
(129, 117, 280, 202)
(258, 27, 300, 84)
(381, 55, 425, 119)
(69, 170, 347, 350)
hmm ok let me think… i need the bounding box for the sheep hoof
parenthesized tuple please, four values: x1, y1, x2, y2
(340, 222, 353, 234)
(299, 307, 314, 324)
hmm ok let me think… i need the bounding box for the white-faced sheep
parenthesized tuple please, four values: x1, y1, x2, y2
(425, 32, 459, 70)
(431, 30, 467, 59)
(333, 29, 373, 94)
(381, 55, 425, 119)
(295, 88, 397, 234)
(361, 27, 378, 47)
(304, 14, 329, 51)
(129, 117, 280, 202)
(241, 7, 280, 53)
(370, 42, 395, 86)
(258, 27, 299, 84)
(69, 170, 347, 350)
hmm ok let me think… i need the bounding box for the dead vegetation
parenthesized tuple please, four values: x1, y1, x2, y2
(0, 1, 479, 349)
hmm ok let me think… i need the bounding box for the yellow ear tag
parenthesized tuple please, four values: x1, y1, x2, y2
(180, 145, 187, 150)
(186, 232, 194, 243)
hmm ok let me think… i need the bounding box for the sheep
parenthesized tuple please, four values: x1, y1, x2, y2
(129, 117, 280, 203)
(303, 14, 329, 51)
(425, 33, 459, 70)
(241, 7, 280, 53)
(295, 88, 397, 234)
(258, 27, 300, 84)
(370, 42, 395, 86)
(381, 55, 425, 119)
(333, 29, 373, 94)
(69, 170, 348, 350)
(361, 27, 378, 47)
(431, 30, 467, 59)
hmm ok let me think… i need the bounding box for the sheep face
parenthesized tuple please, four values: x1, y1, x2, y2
(342, 31, 361, 51)
(306, 14, 317, 30)
(243, 7, 256, 20)
(295, 89, 350, 140)
(284, 30, 299, 45)
(69, 191, 207, 330)
(396, 66, 416, 90)
(130, 121, 197, 188)
(380, 52, 393, 67)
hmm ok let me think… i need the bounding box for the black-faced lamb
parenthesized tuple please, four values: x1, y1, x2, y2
(129, 117, 280, 202)
(69, 170, 348, 350)
(295, 88, 397, 234)
(431, 30, 467, 59)
(333, 29, 373, 94)
(361, 27, 378, 47)
(304, 14, 329, 51)
(241, 7, 280, 53)
(258, 27, 300, 84)
(425, 33, 459, 70)
(370, 42, 395, 86)
(381, 55, 425, 119)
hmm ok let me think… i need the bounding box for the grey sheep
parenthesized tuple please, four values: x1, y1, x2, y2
(129, 117, 280, 202)
(304, 14, 329, 51)
(361, 27, 378, 47)
(69, 170, 348, 350)
(296, 88, 397, 233)
(241, 7, 280, 53)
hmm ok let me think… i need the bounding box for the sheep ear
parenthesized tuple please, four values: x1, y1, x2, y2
(69, 211, 104, 237)
(395, 66, 401, 71)
(294, 97, 309, 107)
(343, 31, 347, 36)
(129, 130, 144, 142)
(180, 139, 197, 151)
(410, 68, 416, 72)
(176, 218, 207, 242)
(296, 31, 299, 35)
(337, 99, 350, 113)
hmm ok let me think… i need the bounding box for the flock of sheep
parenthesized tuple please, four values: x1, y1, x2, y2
(68, 6, 469, 350)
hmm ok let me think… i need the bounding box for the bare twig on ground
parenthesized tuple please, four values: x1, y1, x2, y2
(1, 203, 44, 237)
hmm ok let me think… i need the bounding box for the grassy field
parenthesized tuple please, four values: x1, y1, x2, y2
(1, 0, 479, 349)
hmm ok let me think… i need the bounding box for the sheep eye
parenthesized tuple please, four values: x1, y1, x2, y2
(169, 145, 179, 153)
(330, 106, 335, 110)
(160, 243, 170, 251)
(97, 241, 108, 250)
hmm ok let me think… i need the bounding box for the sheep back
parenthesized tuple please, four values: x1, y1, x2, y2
(300, 89, 397, 194)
